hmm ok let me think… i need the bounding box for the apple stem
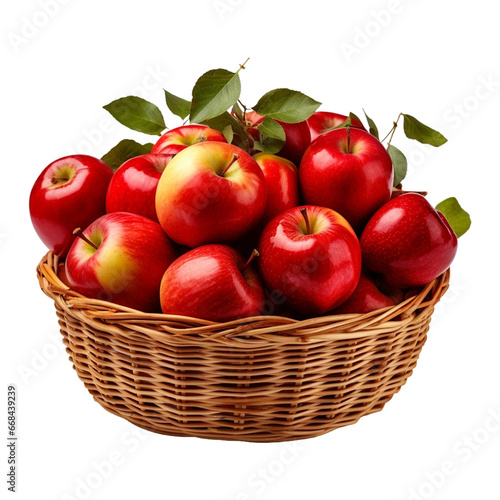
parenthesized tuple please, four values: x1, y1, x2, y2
(220, 154, 239, 177)
(236, 57, 250, 75)
(346, 126, 352, 154)
(73, 227, 98, 251)
(242, 249, 259, 271)
(300, 207, 311, 235)
(199, 135, 207, 142)
(381, 112, 403, 145)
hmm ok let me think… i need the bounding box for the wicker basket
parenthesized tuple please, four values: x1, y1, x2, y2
(37, 251, 450, 442)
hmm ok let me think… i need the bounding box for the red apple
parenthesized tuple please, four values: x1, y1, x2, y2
(258, 205, 361, 315)
(246, 111, 311, 166)
(106, 154, 174, 222)
(151, 124, 226, 155)
(299, 127, 393, 231)
(253, 152, 300, 225)
(307, 111, 366, 142)
(155, 142, 267, 248)
(360, 193, 458, 288)
(29, 155, 113, 258)
(332, 271, 402, 314)
(160, 244, 264, 321)
(65, 212, 178, 312)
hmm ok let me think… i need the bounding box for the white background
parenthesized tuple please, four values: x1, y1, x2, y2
(1, 1, 499, 499)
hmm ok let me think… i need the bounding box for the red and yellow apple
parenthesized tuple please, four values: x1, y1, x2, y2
(151, 124, 226, 155)
(65, 212, 178, 312)
(155, 142, 267, 247)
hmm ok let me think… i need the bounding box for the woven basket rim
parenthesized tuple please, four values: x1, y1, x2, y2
(37, 251, 450, 346)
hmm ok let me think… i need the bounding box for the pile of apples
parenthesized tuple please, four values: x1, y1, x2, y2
(30, 63, 470, 321)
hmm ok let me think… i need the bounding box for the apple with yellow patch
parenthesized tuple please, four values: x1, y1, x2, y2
(65, 212, 178, 312)
(151, 124, 227, 155)
(155, 142, 267, 247)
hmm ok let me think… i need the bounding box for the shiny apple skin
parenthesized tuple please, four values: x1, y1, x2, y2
(258, 205, 362, 315)
(332, 271, 400, 314)
(155, 142, 267, 248)
(151, 124, 226, 155)
(253, 153, 300, 224)
(360, 193, 458, 288)
(307, 111, 366, 142)
(106, 154, 174, 222)
(299, 127, 393, 231)
(160, 244, 264, 321)
(29, 155, 113, 258)
(246, 111, 311, 167)
(66, 212, 178, 312)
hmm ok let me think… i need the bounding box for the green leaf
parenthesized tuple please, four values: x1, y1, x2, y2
(403, 114, 447, 147)
(190, 69, 241, 123)
(435, 197, 471, 238)
(232, 102, 244, 121)
(101, 139, 154, 171)
(201, 112, 249, 151)
(222, 125, 234, 144)
(363, 109, 379, 139)
(349, 112, 362, 125)
(257, 117, 286, 141)
(164, 90, 191, 120)
(253, 138, 284, 155)
(252, 88, 321, 123)
(103, 96, 166, 136)
(387, 144, 408, 186)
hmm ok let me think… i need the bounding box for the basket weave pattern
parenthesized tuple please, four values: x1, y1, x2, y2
(37, 252, 450, 442)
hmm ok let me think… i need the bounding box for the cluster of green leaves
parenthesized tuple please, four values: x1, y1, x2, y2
(100, 61, 469, 238)
(101, 60, 321, 168)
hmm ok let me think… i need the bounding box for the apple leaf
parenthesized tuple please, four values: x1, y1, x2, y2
(258, 117, 286, 141)
(253, 138, 284, 155)
(252, 88, 321, 123)
(387, 144, 408, 187)
(435, 197, 471, 238)
(103, 96, 166, 136)
(101, 139, 154, 171)
(232, 102, 244, 121)
(164, 90, 191, 120)
(363, 109, 379, 139)
(222, 125, 234, 144)
(403, 114, 447, 147)
(190, 69, 241, 123)
(349, 111, 362, 125)
(200, 112, 249, 151)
